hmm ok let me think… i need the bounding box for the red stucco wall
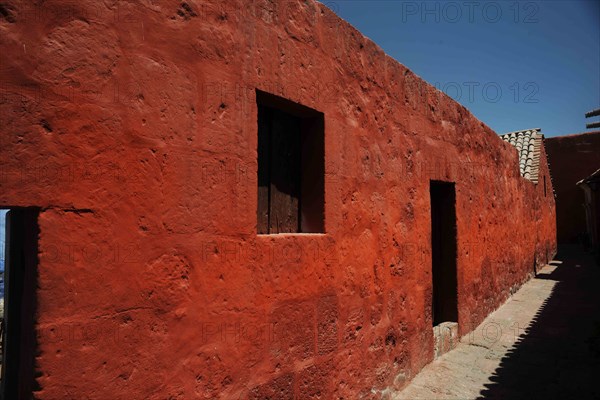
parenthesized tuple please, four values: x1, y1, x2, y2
(545, 131, 600, 244)
(536, 143, 557, 264)
(0, 1, 556, 398)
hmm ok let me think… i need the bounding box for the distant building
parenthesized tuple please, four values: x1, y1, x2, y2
(577, 169, 600, 262)
(546, 131, 600, 244)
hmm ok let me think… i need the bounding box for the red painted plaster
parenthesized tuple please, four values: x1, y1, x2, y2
(0, 1, 556, 398)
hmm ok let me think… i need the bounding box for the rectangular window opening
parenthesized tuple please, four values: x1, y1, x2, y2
(0, 208, 39, 399)
(430, 181, 458, 327)
(257, 90, 325, 234)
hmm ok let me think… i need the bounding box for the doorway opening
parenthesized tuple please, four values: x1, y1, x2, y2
(430, 181, 458, 327)
(0, 208, 39, 400)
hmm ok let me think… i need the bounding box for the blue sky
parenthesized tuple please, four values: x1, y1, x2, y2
(330, 0, 599, 137)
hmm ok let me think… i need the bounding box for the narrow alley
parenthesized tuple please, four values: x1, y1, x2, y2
(394, 246, 600, 400)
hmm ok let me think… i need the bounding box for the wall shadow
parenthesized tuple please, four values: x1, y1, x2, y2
(477, 245, 600, 399)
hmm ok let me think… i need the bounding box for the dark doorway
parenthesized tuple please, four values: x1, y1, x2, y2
(1, 208, 39, 400)
(430, 181, 458, 326)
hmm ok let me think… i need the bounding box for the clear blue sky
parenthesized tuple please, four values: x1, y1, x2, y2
(329, 0, 599, 137)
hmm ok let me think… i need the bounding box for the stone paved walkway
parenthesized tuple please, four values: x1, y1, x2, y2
(393, 246, 600, 400)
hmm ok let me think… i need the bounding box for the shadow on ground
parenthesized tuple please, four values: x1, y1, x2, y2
(477, 245, 600, 400)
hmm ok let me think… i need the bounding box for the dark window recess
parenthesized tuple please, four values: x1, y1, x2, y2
(430, 181, 458, 326)
(257, 90, 324, 234)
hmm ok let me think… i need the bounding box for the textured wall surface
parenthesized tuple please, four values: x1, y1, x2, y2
(0, 0, 556, 398)
(546, 131, 600, 244)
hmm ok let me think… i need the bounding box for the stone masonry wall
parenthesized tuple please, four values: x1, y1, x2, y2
(0, 1, 556, 398)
